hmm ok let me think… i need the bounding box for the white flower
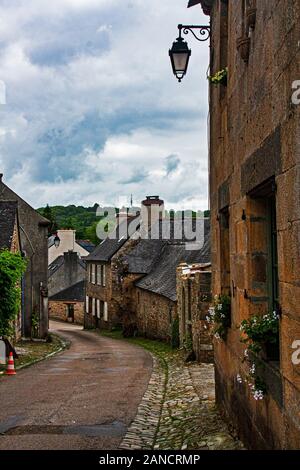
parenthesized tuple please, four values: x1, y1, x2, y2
(250, 363, 256, 374)
(236, 374, 243, 384)
(253, 390, 264, 401)
(244, 349, 248, 358)
(214, 333, 221, 340)
(217, 303, 223, 311)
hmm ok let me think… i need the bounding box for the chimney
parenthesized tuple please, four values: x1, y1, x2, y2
(141, 196, 165, 231)
(64, 251, 79, 287)
(0, 173, 3, 183)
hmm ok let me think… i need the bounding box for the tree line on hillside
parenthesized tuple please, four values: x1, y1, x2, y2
(37, 205, 211, 245)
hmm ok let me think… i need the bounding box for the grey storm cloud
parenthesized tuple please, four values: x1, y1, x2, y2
(0, 0, 210, 211)
(120, 168, 149, 185)
(165, 154, 180, 176)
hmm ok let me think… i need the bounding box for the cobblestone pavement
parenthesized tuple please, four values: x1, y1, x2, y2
(120, 350, 244, 450)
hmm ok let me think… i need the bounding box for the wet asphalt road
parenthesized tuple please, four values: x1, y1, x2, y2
(0, 321, 152, 450)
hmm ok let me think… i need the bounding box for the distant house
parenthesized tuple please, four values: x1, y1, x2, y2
(84, 195, 211, 345)
(0, 175, 49, 339)
(48, 251, 86, 325)
(128, 234, 210, 343)
(0, 201, 22, 339)
(49, 281, 85, 324)
(48, 229, 94, 265)
(84, 214, 140, 330)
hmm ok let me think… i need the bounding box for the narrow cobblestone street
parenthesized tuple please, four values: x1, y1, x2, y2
(120, 345, 244, 450)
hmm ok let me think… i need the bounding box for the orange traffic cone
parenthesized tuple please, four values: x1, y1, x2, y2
(5, 352, 16, 376)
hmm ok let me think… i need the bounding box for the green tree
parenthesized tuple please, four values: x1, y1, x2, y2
(0, 250, 27, 338)
(42, 204, 58, 236)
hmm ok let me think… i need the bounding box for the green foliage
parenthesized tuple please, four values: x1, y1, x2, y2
(171, 316, 180, 349)
(41, 204, 58, 236)
(183, 332, 193, 353)
(207, 294, 231, 340)
(240, 311, 280, 355)
(0, 250, 27, 337)
(31, 305, 39, 338)
(37, 204, 118, 245)
(208, 67, 228, 86)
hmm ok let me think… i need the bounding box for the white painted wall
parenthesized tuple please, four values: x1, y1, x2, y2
(49, 229, 89, 264)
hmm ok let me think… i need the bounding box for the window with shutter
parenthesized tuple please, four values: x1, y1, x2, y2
(102, 265, 106, 287)
(104, 302, 108, 322)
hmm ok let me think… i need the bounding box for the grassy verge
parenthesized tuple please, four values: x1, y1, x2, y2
(100, 328, 176, 361)
(0, 333, 66, 373)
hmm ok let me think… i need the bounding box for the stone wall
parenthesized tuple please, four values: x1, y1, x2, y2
(85, 238, 141, 330)
(135, 288, 176, 342)
(0, 178, 49, 338)
(204, 0, 300, 449)
(177, 264, 213, 363)
(49, 301, 84, 325)
(49, 251, 86, 297)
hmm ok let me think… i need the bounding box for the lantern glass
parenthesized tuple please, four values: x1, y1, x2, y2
(169, 37, 191, 82)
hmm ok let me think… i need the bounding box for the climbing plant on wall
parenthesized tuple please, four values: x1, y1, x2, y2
(0, 250, 27, 337)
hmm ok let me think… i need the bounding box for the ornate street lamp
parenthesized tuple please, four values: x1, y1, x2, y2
(169, 24, 210, 82)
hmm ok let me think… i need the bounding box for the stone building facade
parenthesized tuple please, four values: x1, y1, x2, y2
(135, 288, 176, 342)
(85, 218, 140, 330)
(193, 0, 300, 449)
(0, 201, 22, 340)
(0, 175, 49, 339)
(177, 263, 213, 363)
(48, 251, 86, 297)
(49, 281, 85, 325)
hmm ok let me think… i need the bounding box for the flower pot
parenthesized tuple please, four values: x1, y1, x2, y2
(246, 8, 257, 30)
(237, 36, 251, 63)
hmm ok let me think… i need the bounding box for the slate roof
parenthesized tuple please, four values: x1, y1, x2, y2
(76, 240, 95, 253)
(48, 253, 86, 277)
(135, 236, 210, 302)
(86, 216, 140, 262)
(149, 217, 209, 245)
(124, 239, 165, 275)
(0, 201, 18, 250)
(50, 281, 85, 302)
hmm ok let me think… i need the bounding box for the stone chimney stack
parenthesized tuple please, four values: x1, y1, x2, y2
(141, 195, 165, 231)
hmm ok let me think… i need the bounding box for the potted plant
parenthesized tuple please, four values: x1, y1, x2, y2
(240, 311, 280, 361)
(208, 67, 228, 86)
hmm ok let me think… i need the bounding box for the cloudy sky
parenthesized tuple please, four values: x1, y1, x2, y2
(0, 0, 209, 211)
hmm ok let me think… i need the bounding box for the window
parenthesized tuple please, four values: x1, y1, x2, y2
(96, 299, 100, 319)
(267, 196, 279, 313)
(85, 296, 89, 313)
(102, 265, 106, 287)
(97, 265, 102, 285)
(92, 298, 96, 316)
(100, 300, 104, 318)
(249, 178, 279, 314)
(219, 207, 231, 295)
(91, 265, 96, 284)
(103, 302, 108, 322)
